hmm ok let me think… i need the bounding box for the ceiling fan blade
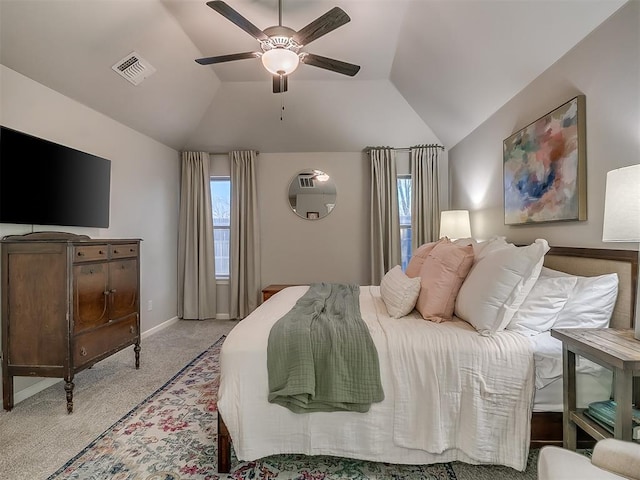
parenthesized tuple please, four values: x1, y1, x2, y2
(206, 1, 269, 42)
(300, 53, 360, 77)
(273, 74, 288, 93)
(195, 51, 259, 65)
(293, 7, 350, 46)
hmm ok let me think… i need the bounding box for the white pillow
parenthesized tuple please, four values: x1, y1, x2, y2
(472, 236, 512, 264)
(380, 265, 422, 318)
(540, 268, 619, 329)
(540, 266, 567, 278)
(452, 237, 477, 247)
(506, 275, 577, 336)
(455, 238, 550, 333)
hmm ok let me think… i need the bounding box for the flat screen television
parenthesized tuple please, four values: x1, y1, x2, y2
(0, 126, 111, 228)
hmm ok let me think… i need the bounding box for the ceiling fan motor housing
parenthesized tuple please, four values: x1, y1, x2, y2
(261, 26, 300, 53)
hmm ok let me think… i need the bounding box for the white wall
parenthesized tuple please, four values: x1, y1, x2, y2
(448, 1, 639, 250)
(257, 151, 449, 288)
(0, 65, 181, 403)
(185, 79, 443, 153)
(258, 152, 370, 286)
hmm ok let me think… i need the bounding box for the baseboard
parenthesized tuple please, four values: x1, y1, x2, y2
(141, 316, 179, 339)
(140, 315, 231, 337)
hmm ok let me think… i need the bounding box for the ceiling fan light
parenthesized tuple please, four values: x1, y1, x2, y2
(261, 48, 299, 75)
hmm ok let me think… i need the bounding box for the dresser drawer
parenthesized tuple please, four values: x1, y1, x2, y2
(73, 245, 108, 263)
(111, 243, 138, 259)
(73, 315, 138, 366)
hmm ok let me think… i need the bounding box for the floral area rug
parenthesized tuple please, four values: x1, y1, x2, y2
(48, 335, 456, 480)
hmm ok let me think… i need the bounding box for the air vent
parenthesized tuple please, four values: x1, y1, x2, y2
(111, 52, 156, 86)
(299, 176, 315, 188)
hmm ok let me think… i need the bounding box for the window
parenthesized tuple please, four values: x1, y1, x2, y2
(210, 177, 230, 278)
(397, 175, 412, 271)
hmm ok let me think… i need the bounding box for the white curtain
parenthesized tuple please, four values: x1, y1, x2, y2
(229, 150, 261, 319)
(370, 148, 401, 284)
(177, 151, 217, 320)
(410, 145, 441, 247)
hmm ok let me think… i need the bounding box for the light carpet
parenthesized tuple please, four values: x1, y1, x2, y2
(46, 335, 538, 480)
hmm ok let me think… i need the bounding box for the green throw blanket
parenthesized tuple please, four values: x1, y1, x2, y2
(267, 283, 384, 413)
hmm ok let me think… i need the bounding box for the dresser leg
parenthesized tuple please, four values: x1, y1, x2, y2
(134, 342, 141, 369)
(3, 374, 14, 411)
(64, 379, 74, 414)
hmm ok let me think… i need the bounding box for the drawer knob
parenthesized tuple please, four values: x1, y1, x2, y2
(113, 249, 119, 254)
(104, 290, 110, 296)
(110, 289, 117, 294)
(99, 250, 105, 255)
(80, 347, 87, 356)
(130, 326, 135, 334)
(77, 251, 84, 257)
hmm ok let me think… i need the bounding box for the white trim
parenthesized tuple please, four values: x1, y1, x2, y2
(141, 316, 179, 339)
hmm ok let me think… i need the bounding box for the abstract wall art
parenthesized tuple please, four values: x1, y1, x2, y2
(503, 95, 587, 225)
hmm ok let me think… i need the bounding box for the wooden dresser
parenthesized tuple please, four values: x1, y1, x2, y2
(1, 231, 141, 413)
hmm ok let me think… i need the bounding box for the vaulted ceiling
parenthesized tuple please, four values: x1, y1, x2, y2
(0, 0, 626, 152)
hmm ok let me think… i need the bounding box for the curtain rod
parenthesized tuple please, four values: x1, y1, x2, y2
(364, 144, 444, 154)
(208, 150, 260, 156)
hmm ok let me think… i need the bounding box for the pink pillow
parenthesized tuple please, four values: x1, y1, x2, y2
(405, 238, 447, 278)
(415, 241, 474, 322)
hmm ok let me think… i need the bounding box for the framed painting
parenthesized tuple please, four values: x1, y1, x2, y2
(503, 95, 587, 225)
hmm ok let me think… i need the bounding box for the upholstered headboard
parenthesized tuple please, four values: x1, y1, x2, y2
(544, 247, 638, 330)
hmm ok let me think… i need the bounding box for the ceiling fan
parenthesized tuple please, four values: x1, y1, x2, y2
(195, 0, 361, 93)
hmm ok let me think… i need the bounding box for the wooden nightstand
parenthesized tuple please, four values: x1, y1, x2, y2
(261, 284, 302, 302)
(550, 328, 640, 450)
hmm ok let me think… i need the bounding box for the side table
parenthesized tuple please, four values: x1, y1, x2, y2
(551, 328, 640, 450)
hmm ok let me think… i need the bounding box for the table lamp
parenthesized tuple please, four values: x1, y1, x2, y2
(602, 164, 640, 340)
(439, 210, 471, 240)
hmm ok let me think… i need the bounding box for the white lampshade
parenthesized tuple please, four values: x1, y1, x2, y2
(602, 164, 640, 242)
(439, 210, 471, 240)
(261, 48, 299, 75)
(603, 164, 640, 341)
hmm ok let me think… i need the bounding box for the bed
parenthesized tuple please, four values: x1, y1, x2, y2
(216, 243, 638, 473)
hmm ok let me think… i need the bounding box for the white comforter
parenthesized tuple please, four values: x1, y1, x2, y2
(218, 285, 535, 471)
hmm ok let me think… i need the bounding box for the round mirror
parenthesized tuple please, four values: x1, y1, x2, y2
(287, 169, 337, 220)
